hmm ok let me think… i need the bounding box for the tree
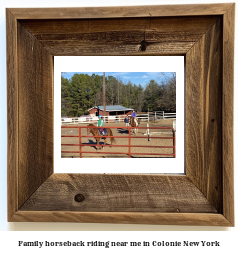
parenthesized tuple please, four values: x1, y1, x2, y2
(105, 75, 117, 105)
(61, 72, 176, 117)
(70, 74, 96, 116)
(92, 74, 103, 105)
(61, 76, 73, 116)
(143, 79, 161, 111)
(133, 84, 144, 112)
(158, 72, 176, 112)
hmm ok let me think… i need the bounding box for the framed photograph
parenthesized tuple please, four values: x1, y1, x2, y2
(55, 56, 184, 174)
(7, 3, 234, 225)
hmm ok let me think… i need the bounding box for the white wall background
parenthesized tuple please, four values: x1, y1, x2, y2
(0, 0, 237, 248)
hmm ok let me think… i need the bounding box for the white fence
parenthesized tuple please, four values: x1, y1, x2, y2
(154, 111, 176, 120)
(61, 111, 176, 125)
(136, 112, 176, 121)
(61, 116, 98, 125)
(61, 115, 127, 125)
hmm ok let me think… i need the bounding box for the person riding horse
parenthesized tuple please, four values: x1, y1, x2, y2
(97, 115, 104, 135)
(131, 110, 138, 125)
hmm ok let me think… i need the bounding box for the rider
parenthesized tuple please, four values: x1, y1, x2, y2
(131, 110, 136, 118)
(97, 115, 104, 135)
(131, 110, 138, 125)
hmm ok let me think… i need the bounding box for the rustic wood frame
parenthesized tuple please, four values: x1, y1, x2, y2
(7, 4, 234, 226)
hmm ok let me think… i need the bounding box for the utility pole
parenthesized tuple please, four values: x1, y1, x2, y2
(103, 72, 106, 118)
(117, 78, 119, 104)
(148, 107, 149, 122)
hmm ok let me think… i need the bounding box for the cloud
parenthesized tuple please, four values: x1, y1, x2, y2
(108, 72, 130, 76)
(61, 72, 71, 75)
(122, 76, 132, 79)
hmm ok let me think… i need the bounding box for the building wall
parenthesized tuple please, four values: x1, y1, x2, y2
(89, 108, 133, 116)
(89, 108, 109, 116)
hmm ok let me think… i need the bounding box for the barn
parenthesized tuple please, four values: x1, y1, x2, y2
(88, 105, 134, 120)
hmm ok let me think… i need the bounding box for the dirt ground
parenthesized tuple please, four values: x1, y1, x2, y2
(61, 119, 175, 158)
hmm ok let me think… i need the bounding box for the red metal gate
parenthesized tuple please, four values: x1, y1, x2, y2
(61, 126, 176, 158)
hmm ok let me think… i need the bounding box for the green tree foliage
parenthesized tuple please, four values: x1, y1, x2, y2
(62, 73, 100, 117)
(143, 79, 162, 112)
(61, 72, 176, 117)
(61, 76, 72, 117)
(70, 74, 95, 116)
(105, 75, 117, 105)
(92, 73, 103, 106)
(131, 84, 144, 112)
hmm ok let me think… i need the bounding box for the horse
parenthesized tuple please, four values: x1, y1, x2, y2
(129, 116, 140, 135)
(87, 124, 115, 150)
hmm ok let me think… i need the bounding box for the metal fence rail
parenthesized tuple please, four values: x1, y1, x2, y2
(61, 126, 176, 158)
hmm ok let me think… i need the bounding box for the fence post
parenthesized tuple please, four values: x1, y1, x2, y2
(163, 111, 164, 120)
(79, 127, 82, 158)
(147, 123, 150, 141)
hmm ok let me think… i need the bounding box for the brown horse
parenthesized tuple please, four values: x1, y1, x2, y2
(129, 117, 140, 135)
(87, 124, 115, 150)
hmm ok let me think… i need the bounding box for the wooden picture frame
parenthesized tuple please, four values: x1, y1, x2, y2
(7, 3, 234, 226)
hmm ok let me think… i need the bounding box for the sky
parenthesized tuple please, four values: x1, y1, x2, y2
(61, 72, 175, 87)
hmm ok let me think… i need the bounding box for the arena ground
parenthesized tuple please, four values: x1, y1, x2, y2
(61, 119, 175, 158)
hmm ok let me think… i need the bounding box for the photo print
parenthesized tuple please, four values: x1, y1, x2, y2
(54, 56, 184, 173)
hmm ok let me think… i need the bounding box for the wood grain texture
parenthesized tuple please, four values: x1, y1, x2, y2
(6, 4, 234, 225)
(37, 41, 193, 56)
(20, 16, 218, 34)
(20, 174, 217, 213)
(222, 4, 235, 226)
(19, 17, 218, 56)
(7, 9, 18, 221)
(17, 23, 54, 208)
(11, 211, 232, 226)
(186, 18, 223, 212)
(8, 4, 233, 19)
